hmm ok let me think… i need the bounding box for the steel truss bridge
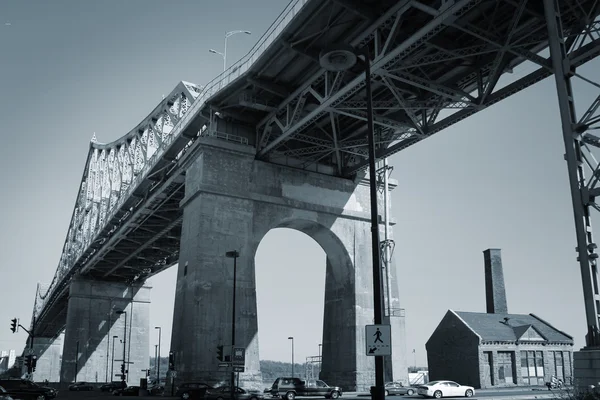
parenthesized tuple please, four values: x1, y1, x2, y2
(30, 0, 600, 347)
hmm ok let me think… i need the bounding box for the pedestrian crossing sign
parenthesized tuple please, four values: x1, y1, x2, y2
(365, 324, 391, 356)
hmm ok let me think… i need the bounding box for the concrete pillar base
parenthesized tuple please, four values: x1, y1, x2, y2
(171, 138, 408, 392)
(573, 347, 600, 389)
(60, 278, 151, 385)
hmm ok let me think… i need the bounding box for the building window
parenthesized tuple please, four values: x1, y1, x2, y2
(483, 351, 494, 387)
(553, 351, 564, 380)
(497, 351, 516, 384)
(520, 351, 544, 385)
(565, 351, 572, 384)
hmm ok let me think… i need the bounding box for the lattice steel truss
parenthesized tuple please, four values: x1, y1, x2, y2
(305, 356, 322, 381)
(32, 81, 203, 331)
(250, 0, 600, 177)
(543, 0, 600, 345)
(29, 0, 600, 342)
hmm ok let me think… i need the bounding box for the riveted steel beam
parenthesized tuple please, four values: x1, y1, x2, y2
(257, 0, 482, 158)
(343, 36, 600, 176)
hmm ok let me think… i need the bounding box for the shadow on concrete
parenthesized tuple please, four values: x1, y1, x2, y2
(169, 139, 405, 391)
(58, 285, 148, 385)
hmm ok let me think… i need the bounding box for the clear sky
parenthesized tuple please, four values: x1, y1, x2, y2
(0, 0, 598, 369)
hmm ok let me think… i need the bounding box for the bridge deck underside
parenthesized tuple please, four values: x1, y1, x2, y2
(33, 0, 600, 338)
(208, 0, 600, 175)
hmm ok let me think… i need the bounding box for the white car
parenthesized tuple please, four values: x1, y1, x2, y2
(416, 381, 475, 398)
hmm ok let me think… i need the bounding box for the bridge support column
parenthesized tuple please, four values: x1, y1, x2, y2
(543, 0, 600, 390)
(171, 137, 407, 391)
(60, 278, 151, 385)
(31, 334, 64, 382)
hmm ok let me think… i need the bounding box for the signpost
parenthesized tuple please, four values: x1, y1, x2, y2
(233, 347, 245, 363)
(217, 346, 246, 374)
(365, 325, 392, 356)
(232, 347, 245, 381)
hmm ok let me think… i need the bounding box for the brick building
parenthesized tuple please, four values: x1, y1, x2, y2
(425, 249, 574, 389)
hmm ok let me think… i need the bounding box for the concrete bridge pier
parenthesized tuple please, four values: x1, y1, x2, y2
(171, 137, 408, 391)
(60, 278, 151, 385)
(28, 333, 63, 382)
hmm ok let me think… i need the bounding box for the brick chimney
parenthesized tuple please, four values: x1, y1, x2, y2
(483, 248, 508, 314)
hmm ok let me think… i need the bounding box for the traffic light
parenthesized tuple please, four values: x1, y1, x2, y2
(120, 363, 125, 375)
(24, 355, 32, 373)
(168, 351, 175, 370)
(10, 318, 17, 333)
(31, 356, 37, 372)
(216, 345, 224, 361)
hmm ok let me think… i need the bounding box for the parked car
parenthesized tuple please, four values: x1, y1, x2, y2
(101, 382, 127, 392)
(371, 382, 416, 396)
(270, 377, 342, 400)
(176, 382, 213, 400)
(206, 386, 263, 400)
(416, 381, 474, 398)
(0, 379, 58, 400)
(0, 385, 14, 400)
(112, 386, 140, 396)
(149, 385, 164, 396)
(68, 382, 94, 391)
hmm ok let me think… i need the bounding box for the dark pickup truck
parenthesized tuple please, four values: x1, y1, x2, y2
(270, 378, 342, 400)
(0, 379, 58, 400)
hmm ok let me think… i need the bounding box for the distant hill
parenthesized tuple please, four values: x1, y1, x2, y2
(149, 357, 319, 384)
(260, 360, 320, 385)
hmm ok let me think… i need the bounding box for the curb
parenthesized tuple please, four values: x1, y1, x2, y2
(347, 394, 557, 399)
(479, 396, 556, 400)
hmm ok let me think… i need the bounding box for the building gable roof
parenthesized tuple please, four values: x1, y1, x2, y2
(513, 325, 546, 341)
(453, 311, 573, 343)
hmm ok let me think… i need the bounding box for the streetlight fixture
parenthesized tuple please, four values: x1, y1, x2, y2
(115, 310, 127, 384)
(155, 326, 162, 384)
(111, 335, 118, 382)
(319, 44, 385, 400)
(209, 30, 251, 71)
(288, 337, 294, 377)
(226, 250, 240, 400)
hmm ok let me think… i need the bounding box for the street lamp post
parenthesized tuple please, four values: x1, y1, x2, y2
(75, 340, 79, 383)
(116, 310, 127, 384)
(226, 250, 240, 400)
(155, 327, 162, 384)
(288, 337, 294, 377)
(209, 30, 251, 71)
(111, 335, 118, 382)
(318, 343, 322, 370)
(154, 345, 159, 383)
(319, 44, 385, 400)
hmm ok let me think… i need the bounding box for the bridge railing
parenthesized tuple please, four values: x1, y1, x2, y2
(174, 0, 309, 134)
(35, 0, 310, 322)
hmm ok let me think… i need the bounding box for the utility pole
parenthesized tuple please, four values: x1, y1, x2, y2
(226, 250, 239, 400)
(10, 316, 36, 379)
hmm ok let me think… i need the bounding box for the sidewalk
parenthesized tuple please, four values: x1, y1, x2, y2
(348, 390, 564, 399)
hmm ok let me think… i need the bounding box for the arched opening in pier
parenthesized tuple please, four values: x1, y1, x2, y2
(255, 228, 325, 384)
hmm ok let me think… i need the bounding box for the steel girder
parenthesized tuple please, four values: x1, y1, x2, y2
(252, 0, 600, 177)
(32, 81, 203, 328)
(544, 0, 600, 345)
(30, 0, 600, 337)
